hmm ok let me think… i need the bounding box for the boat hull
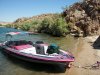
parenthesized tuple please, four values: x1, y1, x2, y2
(2, 47, 70, 66)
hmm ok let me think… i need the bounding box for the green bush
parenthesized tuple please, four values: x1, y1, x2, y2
(51, 18, 69, 36)
(5, 24, 12, 28)
(20, 22, 31, 31)
(0, 24, 2, 26)
(38, 17, 69, 36)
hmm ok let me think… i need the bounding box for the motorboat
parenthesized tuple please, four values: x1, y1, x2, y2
(0, 32, 75, 68)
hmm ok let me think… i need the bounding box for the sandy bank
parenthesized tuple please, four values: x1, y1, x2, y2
(67, 36, 100, 75)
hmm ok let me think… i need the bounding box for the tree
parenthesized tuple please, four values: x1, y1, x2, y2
(20, 22, 31, 31)
(51, 18, 69, 36)
(5, 24, 12, 28)
(38, 17, 69, 36)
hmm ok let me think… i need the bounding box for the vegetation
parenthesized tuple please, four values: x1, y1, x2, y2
(38, 16, 69, 36)
(5, 24, 12, 28)
(0, 24, 2, 26)
(5, 14, 70, 37)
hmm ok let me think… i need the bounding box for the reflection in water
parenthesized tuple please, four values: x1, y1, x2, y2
(1, 51, 66, 72)
(0, 27, 77, 75)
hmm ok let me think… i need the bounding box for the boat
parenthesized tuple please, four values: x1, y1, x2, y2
(0, 32, 75, 68)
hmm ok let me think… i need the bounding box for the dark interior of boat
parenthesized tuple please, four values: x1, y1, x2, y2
(5, 40, 33, 47)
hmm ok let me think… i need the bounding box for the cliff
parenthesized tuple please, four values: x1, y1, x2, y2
(62, 0, 100, 36)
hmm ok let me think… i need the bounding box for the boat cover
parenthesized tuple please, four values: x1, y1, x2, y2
(14, 45, 33, 50)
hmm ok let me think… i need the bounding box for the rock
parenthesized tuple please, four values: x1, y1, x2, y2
(86, 36, 99, 43)
(62, 0, 100, 36)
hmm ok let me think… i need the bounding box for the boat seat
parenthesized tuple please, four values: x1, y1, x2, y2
(36, 45, 45, 55)
(35, 44, 45, 55)
(20, 47, 36, 54)
(43, 45, 48, 54)
(34, 43, 48, 55)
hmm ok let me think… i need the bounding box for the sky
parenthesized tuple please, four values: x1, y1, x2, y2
(0, 0, 81, 22)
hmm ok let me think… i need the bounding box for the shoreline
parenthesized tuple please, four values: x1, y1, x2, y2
(67, 36, 100, 75)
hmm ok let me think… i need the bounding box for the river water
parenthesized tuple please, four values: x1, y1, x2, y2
(0, 27, 77, 75)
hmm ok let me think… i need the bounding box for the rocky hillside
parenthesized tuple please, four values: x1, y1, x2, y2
(13, 14, 57, 23)
(62, 0, 100, 36)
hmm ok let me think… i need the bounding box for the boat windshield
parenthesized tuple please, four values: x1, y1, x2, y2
(5, 32, 30, 41)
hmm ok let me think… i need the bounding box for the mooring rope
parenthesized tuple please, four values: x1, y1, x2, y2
(71, 61, 100, 70)
(94, 53, 100, 59)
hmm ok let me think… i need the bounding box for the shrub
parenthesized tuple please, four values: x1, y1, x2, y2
(38, 16, 69, 36)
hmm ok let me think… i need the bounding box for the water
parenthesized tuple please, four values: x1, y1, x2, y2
(0, 27, 77, 75)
